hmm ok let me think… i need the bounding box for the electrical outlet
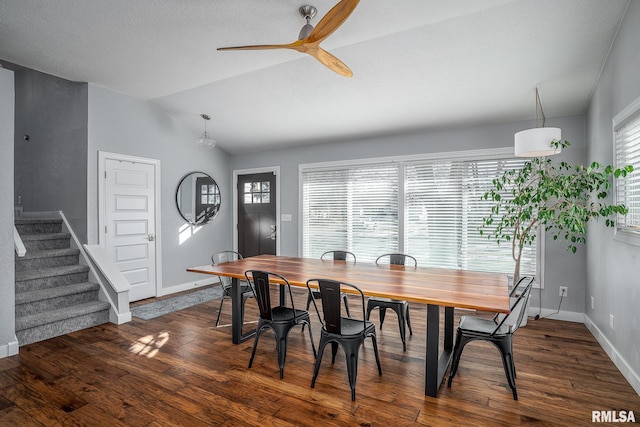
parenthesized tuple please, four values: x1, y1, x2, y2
(591, 296, 595, 310)
(610, 314, 615, 330)
(559, 286, 568, 297)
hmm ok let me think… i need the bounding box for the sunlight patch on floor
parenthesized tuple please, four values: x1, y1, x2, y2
(130, 332, 169, 358)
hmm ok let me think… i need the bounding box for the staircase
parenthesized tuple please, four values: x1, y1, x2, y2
(15, 217, 110, 346)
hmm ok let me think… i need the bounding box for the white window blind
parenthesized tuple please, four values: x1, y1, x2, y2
(615, 110, 640, 239)
(404, 158, 536, 275)
(302, 153, 538, 277)
(302, 163, 399, 263)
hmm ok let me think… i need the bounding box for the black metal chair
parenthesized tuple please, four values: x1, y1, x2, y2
(447, 276, 535, 400)
(366, 253, 416, 351)
(211, 251, 253, 327)
(306, 278, 382, 401)
(306, 251, 356, 317)
(245, 270, 316, 379)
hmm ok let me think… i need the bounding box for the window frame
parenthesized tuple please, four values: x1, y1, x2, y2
(612, 95, 640, 246)
(299, 147, 543, 286)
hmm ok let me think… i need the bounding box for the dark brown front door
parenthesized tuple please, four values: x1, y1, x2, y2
(237, 172, 276, 257)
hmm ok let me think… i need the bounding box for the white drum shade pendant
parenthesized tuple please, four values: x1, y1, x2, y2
(514, 127, 562, 157)
(514, 88, 561, 157)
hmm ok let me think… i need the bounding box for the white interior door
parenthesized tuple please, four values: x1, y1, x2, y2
(103, 156, 158, 301)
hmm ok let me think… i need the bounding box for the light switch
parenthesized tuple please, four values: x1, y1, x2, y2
(281, 214, 292, 222)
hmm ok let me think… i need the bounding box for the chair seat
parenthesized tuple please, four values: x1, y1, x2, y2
(238, 282, 253, 294)
(222, 281, 252, 296)
(333, 317, 375, 337)
(458, 315, 511, 336)
(368, 296, 407, 305)
(270, 306, 309, 322)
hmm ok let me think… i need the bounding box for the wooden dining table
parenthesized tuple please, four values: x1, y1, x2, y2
(187, 254, 509, 398)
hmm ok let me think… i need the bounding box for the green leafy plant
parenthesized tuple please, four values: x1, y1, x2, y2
(480, 140, 634, 282)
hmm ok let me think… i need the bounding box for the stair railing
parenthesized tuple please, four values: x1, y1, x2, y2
(82, 244, 132, 324)
(58, 211, 132, 324)
(14, 225, 26, 257)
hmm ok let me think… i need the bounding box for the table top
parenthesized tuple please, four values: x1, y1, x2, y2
(187, 254, 510, 313)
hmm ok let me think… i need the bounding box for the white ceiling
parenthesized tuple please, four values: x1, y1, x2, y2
(0, 0, 630, 154)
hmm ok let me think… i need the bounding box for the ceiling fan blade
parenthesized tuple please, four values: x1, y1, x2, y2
(218, 40, 303, 52)
(306, 0, 360, 44)
(306, 47, 353, 77)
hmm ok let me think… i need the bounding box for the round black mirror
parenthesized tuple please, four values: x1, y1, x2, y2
(176, 172, 221, 225)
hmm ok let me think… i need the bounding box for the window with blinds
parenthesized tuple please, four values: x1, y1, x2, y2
(404, 158, 535, 276)
(302, 163, 399, 263)
(301, 152, 537, 277)
(614, 103, 640, 244)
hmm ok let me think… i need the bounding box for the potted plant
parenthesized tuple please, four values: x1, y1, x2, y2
(479, 140, 633, 285)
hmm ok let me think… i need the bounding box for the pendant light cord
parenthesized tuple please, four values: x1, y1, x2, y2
(535, 87, 546, 128)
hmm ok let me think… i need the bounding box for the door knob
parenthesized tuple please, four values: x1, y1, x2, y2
(147, 234, 155, 241)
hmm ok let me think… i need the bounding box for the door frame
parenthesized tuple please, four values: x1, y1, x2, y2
(233, 166, 281, 255)
(98, 151, 163, 298)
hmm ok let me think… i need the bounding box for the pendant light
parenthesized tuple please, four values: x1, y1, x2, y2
(514, 88, 561, 157)
(196, 114, 216, 148)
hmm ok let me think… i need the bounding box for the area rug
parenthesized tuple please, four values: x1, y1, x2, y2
(132, 286, 224, 320)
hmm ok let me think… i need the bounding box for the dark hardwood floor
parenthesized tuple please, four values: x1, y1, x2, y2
(1, 287, 638, 426)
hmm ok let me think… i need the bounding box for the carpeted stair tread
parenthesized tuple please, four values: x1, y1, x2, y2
(16, 301, 111, 331)
(14, 214, 111, 346)
(15, 264, 89, 282)
(14, 218, 63, 235)
(20, 232, 71, 241)
(15, 282, 100, 305)
(17, 247, 79, 260)
(15, 218, 62, 225)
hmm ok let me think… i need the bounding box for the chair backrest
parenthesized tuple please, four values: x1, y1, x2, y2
(375, 253, 417, 267)
(306, 279, 366, 334)
(211, 251, 243, 289)
(494, 275, 533, 324)
(321, 250, 356, 263)
(493, 276, 534, 336)
(245, 270, 297, 321)
(508, 275, 533, 298)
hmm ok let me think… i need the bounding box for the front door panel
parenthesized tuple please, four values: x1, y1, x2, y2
(237, 172, 276, 257)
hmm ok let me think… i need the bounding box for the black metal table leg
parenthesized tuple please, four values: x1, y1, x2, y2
(444, 306, 454, 351)
(425, 304, 439, 397)
(231, 277, 256, 344)
(425, 304, 455, 397)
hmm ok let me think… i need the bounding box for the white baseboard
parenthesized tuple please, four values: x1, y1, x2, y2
(110, 310, 132, 325)
(158, 278, 219, 297)
(0, 337, 19, 358)
(583, 315, 640, 396)
(527, 306, 584, 323)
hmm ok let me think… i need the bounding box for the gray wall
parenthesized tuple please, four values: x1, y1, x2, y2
(585, 0, 640, 389)
(87, 84, 233, 292)
(0, 67, 17, 356)
(0, 62, 88, 242)
(231, 115, 588, 316)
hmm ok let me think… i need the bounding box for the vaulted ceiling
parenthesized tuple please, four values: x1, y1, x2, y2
(0, 0, 630, 154)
